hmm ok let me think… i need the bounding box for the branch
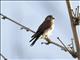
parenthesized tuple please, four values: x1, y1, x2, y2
(0, 13, 35, 33)
(0, 53, 7, 60)
(66, 0, 80, 59)
(42, 37, 67, 51)
(0, 13, 67, 51)
(57, 37, 78, 58)
(0, 13, 77, 58)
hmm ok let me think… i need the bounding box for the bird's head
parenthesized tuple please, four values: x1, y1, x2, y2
(45, 15, 55, 21)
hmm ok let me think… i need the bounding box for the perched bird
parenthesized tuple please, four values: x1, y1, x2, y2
(29, 15, 55, 46)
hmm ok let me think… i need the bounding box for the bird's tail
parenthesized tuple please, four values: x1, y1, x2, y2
(30, 38, 37, 46)
(29, 34, 36, 42)
(30, 36, 40, 46)
(29, 37, 35, 42)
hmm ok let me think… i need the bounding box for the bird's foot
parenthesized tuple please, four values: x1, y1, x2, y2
(41, 42, 52, 45)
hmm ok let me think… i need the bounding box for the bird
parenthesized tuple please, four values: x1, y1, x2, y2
(29, 15, 55, 46)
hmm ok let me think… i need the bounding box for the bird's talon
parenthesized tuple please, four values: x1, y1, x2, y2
(45, 42, 50, 45)
(41, 42, 50, 45)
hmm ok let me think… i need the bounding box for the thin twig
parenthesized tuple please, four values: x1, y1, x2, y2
(0, 53, 7, 60)
(0, 13, 35, 33)
(57, 37, 69, 52)
(57, 37, 77, 58)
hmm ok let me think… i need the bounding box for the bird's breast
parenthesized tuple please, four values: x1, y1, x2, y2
(43, 20, 54, 37)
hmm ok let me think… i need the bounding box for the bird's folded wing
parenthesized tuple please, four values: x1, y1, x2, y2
(33, 20, 52, 37)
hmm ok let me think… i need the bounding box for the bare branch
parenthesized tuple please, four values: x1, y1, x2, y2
(0, 13, 35, 33)
(41, 37, 68, 51)
(57, 37, 78, 58)
(66, 0, 80, 59)
(0, 13, 77, 58)
(0, 13, 67, 51)
(0, 53, 7, 60)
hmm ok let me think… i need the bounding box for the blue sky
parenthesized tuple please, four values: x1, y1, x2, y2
(1, 1, 80, 60)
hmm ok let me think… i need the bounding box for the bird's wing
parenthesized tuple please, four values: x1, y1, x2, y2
(30, 20, 52, 46)
(32, 20, 52, 38)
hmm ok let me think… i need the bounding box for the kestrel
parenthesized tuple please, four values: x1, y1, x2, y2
(29, 15, 55, 46)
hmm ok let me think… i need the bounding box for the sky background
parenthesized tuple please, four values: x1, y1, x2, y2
(1, 1, 80, 60)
